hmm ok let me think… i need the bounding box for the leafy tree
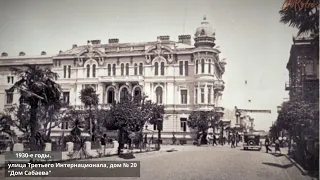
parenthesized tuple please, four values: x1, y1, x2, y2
(62, 107, 91, 159)
(187, 110, 221, 145)
(279, 0, 319, 43)
(79, 86, 99, 141)
(187, 110, 221, 134)
(0, 113, 16, 143)
(108, 93, 164, 154)
(276, 100, 317, 136)
(9, 65, 61, 150)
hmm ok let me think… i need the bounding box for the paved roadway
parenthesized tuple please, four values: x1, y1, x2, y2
(1, 145, 313, 180)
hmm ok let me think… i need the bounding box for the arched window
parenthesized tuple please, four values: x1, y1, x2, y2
(120, 87, 129, 102)
(125, 63, 129, 75)
(196, 60, 199, 74)
(112, 64, 116, 75)
(154, 62, 159, 75)
(201, 59, 205, 73)
(139, 63, 143, 75)
(86, 64, 90, 77)
(107, 64, 111, 76)
(208, 60, 211, 73)
(160, 62, 165, 75)
(121, 63, 124, 75)
(156, 87, 163, 104)
(107, 88, 115, 104)
(92, 64, 96, 77)
(133, 87, 142, 103)
(134, 63, 138, 75)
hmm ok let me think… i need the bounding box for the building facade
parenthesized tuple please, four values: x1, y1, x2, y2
(285, 33, 319, 109)
(0, 17, 226, 143)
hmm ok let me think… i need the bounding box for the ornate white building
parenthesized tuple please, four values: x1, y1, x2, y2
(0, 17, 226, 143)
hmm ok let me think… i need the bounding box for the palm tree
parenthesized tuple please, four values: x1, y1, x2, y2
(9, 65, 61, 150)
(79, 86, 99, 141)
(279, 0, 319, 42)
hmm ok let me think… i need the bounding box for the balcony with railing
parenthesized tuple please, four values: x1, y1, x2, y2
(285, 82, 290, 91)
(99, 75, 144, 82)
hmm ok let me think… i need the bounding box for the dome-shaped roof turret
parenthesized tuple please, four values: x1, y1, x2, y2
(195, 16, 215, 37)
(194, 16, 216, 48)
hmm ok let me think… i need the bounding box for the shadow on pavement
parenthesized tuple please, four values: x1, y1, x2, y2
(262, 162, 294, 169)
(118, 153, 136, 159)
(270, 153, 284, 157)
(166, 149, 178, 152)
(239, 149, 261, 152)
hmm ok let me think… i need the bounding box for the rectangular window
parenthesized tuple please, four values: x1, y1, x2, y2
(63, 92, 70, 104)
(179, 61, 183, 75)
(54, 60, 57, 67)
(305, 59, 315, 75)
(180, 90, 188, 104)
(61, 122, 69, 130)
(63, 66, 67, 78)
(68, 65, 71, 78)
(7, 76, 13, 84)
(58, 60, 61, 67)
(180, 118, 187, 132)
(153, 124, 157, 131)
(6, 91, 13, 104)
(201, 88, 204, 103)
(185, 61, 189, 76)
(112, 64, 116, 75)
(208, 87, 211, 104)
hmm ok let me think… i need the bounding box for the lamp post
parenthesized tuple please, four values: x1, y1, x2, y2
(156, 118, 163, 150)
(235, 106, 241, 147)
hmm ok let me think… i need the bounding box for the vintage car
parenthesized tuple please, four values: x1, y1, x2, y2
(243, 134, 262, 151)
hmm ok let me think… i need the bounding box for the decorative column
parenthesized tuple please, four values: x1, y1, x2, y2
(204, 83, 208, 104)
(98, 83, 104, 104)
(197, 82, 200, 104)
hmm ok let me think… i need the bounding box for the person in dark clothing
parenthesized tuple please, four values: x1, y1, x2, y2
(212, 135, 218, 146)
(231, 135, 235, 148)
(100, 134, 107, 156)
(265, 137, 272, 153)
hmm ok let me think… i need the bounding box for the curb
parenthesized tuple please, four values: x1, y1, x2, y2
(284, 154, 318, 180)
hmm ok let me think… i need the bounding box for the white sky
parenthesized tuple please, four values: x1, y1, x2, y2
(0, 0, 297, 131)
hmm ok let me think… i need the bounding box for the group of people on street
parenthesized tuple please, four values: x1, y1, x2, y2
(265, 136, 281, 154)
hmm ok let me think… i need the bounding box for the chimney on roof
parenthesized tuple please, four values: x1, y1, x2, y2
(178, 35, 191, 45)
(91, 40, 101, 45)
(19, 52, 25, 56)
(72, 44, 77, 48)
(41, 51, 46, 55)
(59, 50, 63, 54)
(1, 52, 8, 57)
(158, 36, 170, 41)
(108, 39, 119, 44)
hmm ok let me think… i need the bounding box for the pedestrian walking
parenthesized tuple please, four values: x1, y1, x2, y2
(231, 135, 235, 148)
(265, 137, 272, 153)
(275, 139, 281, 154)
(100, 134, 107, 156)
(212, 135, 218, 146)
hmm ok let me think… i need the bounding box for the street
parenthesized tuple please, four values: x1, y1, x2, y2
(1, 145, 312, 180)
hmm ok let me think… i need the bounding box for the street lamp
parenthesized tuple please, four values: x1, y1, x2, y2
(235, 108, 241, 147)
(156, 118, 163, 150)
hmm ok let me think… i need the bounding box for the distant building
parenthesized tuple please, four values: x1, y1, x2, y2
(0, 17, 226, 143)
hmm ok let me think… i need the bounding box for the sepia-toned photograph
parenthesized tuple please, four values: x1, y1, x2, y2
(0, 0, 319, 179)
